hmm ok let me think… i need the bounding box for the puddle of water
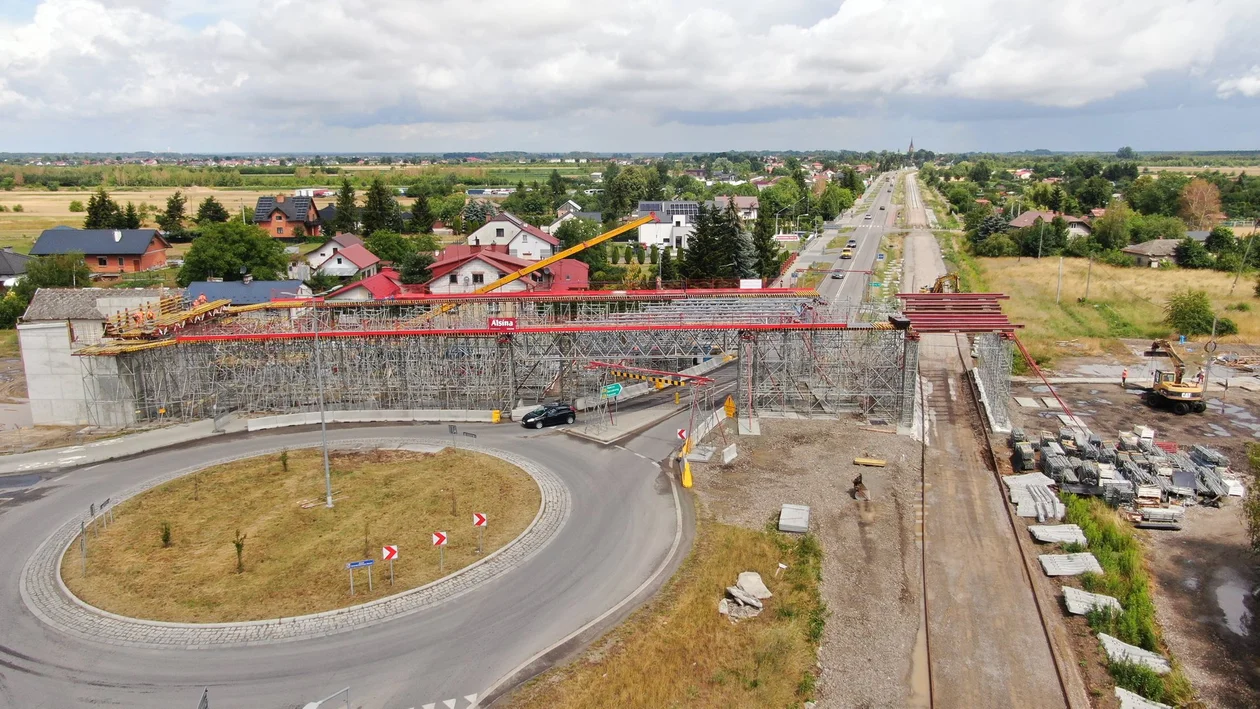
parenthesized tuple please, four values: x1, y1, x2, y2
(1214, 568, 1254, 637)
(907, 605, 932, 708)
(1030, 385, 1050, 393)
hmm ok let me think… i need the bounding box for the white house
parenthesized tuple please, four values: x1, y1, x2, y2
(710, 195, 759, 221)
(466, 212, 559, 260)
(312, 243, 381, 278)
(306, 233, 365, 269)
(545, 210, 603, 234)
(637, 213, 694, 250)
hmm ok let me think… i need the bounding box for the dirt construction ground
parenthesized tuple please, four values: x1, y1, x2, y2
(1011, 377, 1260, 708)
(691, 419, 925, 709)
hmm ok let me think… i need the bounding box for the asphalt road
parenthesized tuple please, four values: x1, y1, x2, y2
(0, 414, 694, 709)
(781, 171, 901, 309)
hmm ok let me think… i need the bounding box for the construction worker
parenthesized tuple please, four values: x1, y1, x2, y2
(1121, 367, 1128, 388)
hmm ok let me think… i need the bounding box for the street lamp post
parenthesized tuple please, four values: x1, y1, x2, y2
(285, 292, 334, 509)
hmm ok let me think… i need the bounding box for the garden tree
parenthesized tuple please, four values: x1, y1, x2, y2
(431, 194, 465, 224)
(83, 188, 123, 229)
(1165, 289, 1236, 336)
(121, 202, 142, 229)
(501, 184, 551, 225)
(233, 530, 247, 574)
(839, 167, 864, 193)
(13, 252, 92, 302)
(195, 196, 230, 224)
(361, 178, 404, 235)
(735, 231, 758, 278)
(1116, 146, 1136, 159)
(0, 293, 26, 328)
(1091, 199, 1132, 251)
(973, 234, 1020, 257)
(68, 200, 85, 212)
(599, 162, 621, 216)
(547, 169, 566, 203)
(750, 209, 782, 280)
(654, 161, 670, 193)
(1174, 238, 1213, 269)
(399, 251, 435, 284)
(1102, 162, 1139, 183)
(604, 165, 649, 220)
(1127, 213, 1185, 243)
(177, 221, 287, 286)
(968, 161, 991, 185)
(331, 177, 359, 234)
(683, 205, 723, 279)
(649, 244, 659, 264)
(658, 247, 678, 281)
(303, 272, 341, 293)
(1204, 226, 1237, 254)
(1046, 185, 1067, 213)
(409, 193, 434, 233)
(553, 217, 611, 274)
(760, 179, 804, 222)
(1125, 173, 1188, 216)
(945, 183, 976, 212)
(364, 230, 415, 265)
(156, 190, 187, 237)
(1180, 178, 1222, 231)
(1073, 175, 1113, 211)
(817, 183, 855, 221)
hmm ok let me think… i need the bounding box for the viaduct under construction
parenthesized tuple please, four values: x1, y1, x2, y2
(75, 288, 1018, 430)
(73, 214, 1017, 430)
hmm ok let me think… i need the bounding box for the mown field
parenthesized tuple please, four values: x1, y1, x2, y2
(944, 239, 1260, 366)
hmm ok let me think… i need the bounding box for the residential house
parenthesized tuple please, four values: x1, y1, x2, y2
(1013, 169, 1034, 180)
(184, 277, 311, 305)
(709, 195, 759, 221)
(1089, 208, 1107, 220)
(1008, 210, 1093, 238)
(18, 287, 173, 425)
(556, 200, 584, 218)
(0, 247, 31, 290)
(253, 195, 326, 238)
(635, 201, 701, 250)
(428, 249, 588, 295)
(326, 268, 410, 302)
(466, 212, 558, 260)
(30, 227, 169, 274)
(1121, 239, 1180, 268)
(311, 243, 381, 278)
(544, 210, 602, 234)
(305, 233, 365, 269)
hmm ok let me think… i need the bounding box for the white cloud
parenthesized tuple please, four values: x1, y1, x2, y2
(1, 0, 1258, 148)
(1217, 66, 1260, 98)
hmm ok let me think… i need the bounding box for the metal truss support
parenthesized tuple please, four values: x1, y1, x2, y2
(973, 332, 1013, 431)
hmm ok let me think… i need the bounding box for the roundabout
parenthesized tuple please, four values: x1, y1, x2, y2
(0, 421, 690, 708)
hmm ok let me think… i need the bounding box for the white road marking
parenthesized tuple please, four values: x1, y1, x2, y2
(465, 694, 479, 707)
(443, 699, 457, 709)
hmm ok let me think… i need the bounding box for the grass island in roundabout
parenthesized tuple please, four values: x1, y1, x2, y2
(60, 446, 541, 623)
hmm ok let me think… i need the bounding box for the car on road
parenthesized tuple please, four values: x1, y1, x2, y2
(864, 214, 872, 220)
(847, 239, 857, 248)
(521, 402, 577, 429)
(840, 248, 853, 259)
(830, 272, 845, 280)
(879, 205, 885, 210)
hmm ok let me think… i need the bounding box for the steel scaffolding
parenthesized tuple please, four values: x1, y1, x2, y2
(973, 332, 1014, 431)
(736, 327, 910, 420)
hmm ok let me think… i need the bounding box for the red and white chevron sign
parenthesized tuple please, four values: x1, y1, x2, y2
(432, 531, 447, 546)
(382, 545, 398, 560)
(473, 513, 487, 527)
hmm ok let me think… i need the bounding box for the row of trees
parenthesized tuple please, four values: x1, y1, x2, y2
(82, 187, 233, 238)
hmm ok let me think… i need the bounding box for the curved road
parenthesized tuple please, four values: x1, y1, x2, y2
(0, 415, 692, 709)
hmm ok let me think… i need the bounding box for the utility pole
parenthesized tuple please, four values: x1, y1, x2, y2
(1056, 256, 1064, 304)
(311, 303, 333, 508)
(1083, 254, 1094, 301)
(1037, 220, 1045, 259)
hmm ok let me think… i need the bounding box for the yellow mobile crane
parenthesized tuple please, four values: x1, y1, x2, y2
(1143, 339, 1207, 415)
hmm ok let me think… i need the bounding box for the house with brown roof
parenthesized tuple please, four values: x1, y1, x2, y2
(1008, 210, 1093, 238)
(1121, 239, 1180, 268)
(30, 227, 169, 274)
(305, 233, 365, 269)
(252, 195, 326, 238)
(709, 195, 759, 221)
(466, 212, 558, 260)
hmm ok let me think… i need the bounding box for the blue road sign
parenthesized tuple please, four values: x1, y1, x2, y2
(870, 282, 883, 287)
(346, 559, 375, 569)
(877, 253, 886, 261)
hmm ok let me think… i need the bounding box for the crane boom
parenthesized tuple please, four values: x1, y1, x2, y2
(473, 213, 658, 295)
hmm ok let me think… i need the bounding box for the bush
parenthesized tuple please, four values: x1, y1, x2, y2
(68, 200, 86, 212)
(1165, 288, 1236, 336)
(1095, 250, 1134, 267)
(1109, 661, 1167, 703)
(0, 205, 7, 213)
(1226, 302, 1251, 312)
(11, 204, 22, 212)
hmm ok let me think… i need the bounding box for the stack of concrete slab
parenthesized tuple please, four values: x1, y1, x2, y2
(1114, 687, 1171, 709)
(1063, 586, 1122, 615)
(1028, 524, 1088, 545)
(1003, 472, 1066, 521)
(1038, 552, 1103, 576)
(1098, 633, 1171, 674)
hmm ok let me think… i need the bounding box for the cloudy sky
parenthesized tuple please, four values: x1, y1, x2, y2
(2, 0, 1259, 153)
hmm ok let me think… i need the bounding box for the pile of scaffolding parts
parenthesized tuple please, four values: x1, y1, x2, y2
(1009, 424, 1246, 531)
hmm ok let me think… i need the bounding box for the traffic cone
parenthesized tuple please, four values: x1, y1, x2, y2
(682, 460, 693, 488)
